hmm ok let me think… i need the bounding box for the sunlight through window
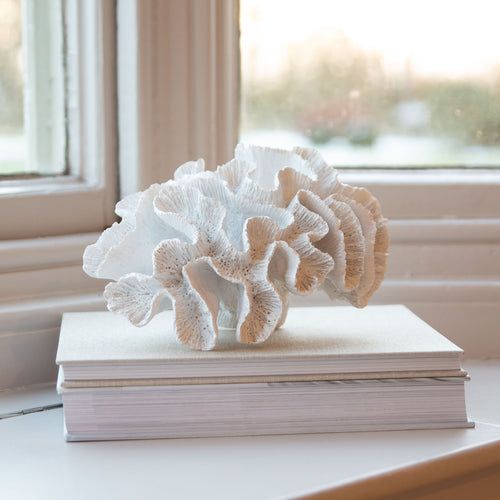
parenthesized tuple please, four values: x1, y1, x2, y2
(240, 0, 500, 167)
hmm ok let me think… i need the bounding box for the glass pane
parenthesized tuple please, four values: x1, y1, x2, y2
(0, 0, 65, 176)
(0, 0, 24, 174)
(240, 0, 500, 167)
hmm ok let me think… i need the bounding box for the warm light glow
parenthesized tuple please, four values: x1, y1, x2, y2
(241, 0, 500, 81)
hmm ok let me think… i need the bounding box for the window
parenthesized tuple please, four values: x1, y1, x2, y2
(240, 0, 500, 168)
(0, 0, 65, 176)
(0, 0, 24, 175)
(0, 0, 116, 240)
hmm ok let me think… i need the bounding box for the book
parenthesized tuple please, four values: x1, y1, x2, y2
(56, 305, 472, 441)
(57, 305, 464, 381)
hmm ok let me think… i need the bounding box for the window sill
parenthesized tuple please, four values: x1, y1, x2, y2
(340, 167, 500, 184)
(340, 168, 500, 219)
(0, 360, 499, 499)
(0, 180, 114, 239)
(0, 175, 98, 196)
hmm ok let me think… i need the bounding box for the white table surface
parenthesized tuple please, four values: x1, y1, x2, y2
(1, 360, 499, 500)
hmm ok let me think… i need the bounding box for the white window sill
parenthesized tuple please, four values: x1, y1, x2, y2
(1, 360, 499, 499)
(340, 167, 500, 184)
(340, 168, 500, 220)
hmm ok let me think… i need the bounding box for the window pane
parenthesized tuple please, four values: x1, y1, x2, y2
(0, 0, 65, 176)
(240, 0, 500, 167)
(0, 0, 23, 174)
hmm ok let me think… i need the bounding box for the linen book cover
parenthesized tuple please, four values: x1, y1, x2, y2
(56, 305, 465, 383)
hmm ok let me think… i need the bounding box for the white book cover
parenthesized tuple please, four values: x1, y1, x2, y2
(56, 305, 464, 383)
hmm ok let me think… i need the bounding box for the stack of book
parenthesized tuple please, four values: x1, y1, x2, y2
(56, 305, 472, 441)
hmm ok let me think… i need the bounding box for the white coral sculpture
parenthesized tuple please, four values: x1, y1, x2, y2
(83, 144, 389, 350)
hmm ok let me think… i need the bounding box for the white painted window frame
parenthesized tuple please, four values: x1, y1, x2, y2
(0, 0, 117, 240)
(0, 0, 499, 391)
(116, 0, 239, 195)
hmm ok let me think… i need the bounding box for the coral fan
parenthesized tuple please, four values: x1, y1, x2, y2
(83, 144, 389, 350)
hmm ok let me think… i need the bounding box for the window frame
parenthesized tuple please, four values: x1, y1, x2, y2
(117, 0, 500, 216)
(0, 0, 117, 240)
(116, 0, 239, 195)
(340, 168, 500, 219)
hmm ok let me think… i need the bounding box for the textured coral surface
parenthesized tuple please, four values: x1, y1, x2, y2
(83, 145, 389, 350)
